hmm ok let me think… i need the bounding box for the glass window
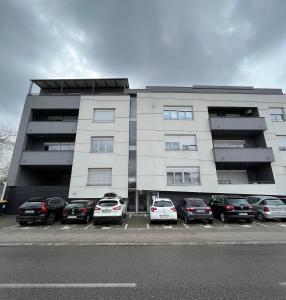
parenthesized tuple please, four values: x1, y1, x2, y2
(164, 107, 193, 120)
(153, 201, 173, 207)
(98, 200, 118, 207)
(164, 111, 171, 120)
(87, 168, 112, 186)
(170, 111, 178, 120)
(277, 136, 286, 151)
(165, 135, 197, 151)
(93, 109, 115, 122)
(91, 137, 114, 153)
(264, 199, 284, 205)
(270, 108, 284, 122)
(226, 199, 248, 205)
(44, 143, 74, 151)
(166, 167, 200, 185)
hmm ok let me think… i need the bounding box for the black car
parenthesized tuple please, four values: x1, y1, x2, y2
(177, 198, 214, 224)
(17, 197, 66, 226)
(209, 196, 254, 223)
(61, 200, 95, 224)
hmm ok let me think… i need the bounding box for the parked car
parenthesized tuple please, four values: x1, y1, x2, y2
(209, 196, 254, 223)
(149, 198, 177, 224)
(177, 198, 213, 224)
(93, 195, 127, 225)
(61, 200, 95, 224)
(17, 197, 66, 226)
(246, 196, 286, 221)
(280, 198, 286, 205)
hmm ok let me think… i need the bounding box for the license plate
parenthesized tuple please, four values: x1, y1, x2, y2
(102, 209, 111, 213)
(239, 213, 248, 216)
(67, 216, 77, 219)
(160, 215, 168, 218)
(25, 210, 34, 214)
(197, 210, 205, 213)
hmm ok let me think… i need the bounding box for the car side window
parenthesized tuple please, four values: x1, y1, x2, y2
(120, 199, 125, 205)
(260, 200, 265, 205)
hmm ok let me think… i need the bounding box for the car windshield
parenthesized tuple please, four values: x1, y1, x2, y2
(265, 199, 284, 205)
(66, 203, 86, 208)
(98, 200, 118, 207)
(21, 202, 43, 208)
(188, 200, 207, 207)
(153, 201, 173, 207)
(227, 199, 248, 205)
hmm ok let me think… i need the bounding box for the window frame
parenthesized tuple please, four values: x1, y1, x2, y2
(269, 107, 285, 122)
(87, 168, 112, 186)
(165, 135, 197, 151)
(90, 136, 114, 153)
(163, 106, 193, 121)
(93, 109, 115, 123)
(166, 167, 200, 186)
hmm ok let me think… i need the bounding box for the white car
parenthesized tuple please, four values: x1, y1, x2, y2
(93, 196, 127, 225)
(149, 198, 177, 224)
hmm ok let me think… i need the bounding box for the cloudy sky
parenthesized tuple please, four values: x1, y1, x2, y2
(1, 0, 286, 126)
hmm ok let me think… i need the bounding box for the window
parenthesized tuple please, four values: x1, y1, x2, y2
(269, 108, 285, 122)
(277, 136, 286, 151)
(164, 106, 193, 120)
(217, 170, 249, 184)
(90, 137, 114, 153)
(44, 143, 75, 151)
(87, 168, 112, 186)
(93, 109, 115, 123)
(167, 167, 200, 185)
(213, 140, 246, 148)
(165, 135, 197, 151)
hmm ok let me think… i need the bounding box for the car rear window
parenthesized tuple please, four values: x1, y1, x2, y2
(265, 199, 284, 205)
(66, 202, 86, 208)
(98, 200, 118, 207)
(227, 199, 248, 205)
(153, 201, 173, 207)
(188, 200, 207, 207)
(21, 202, 43, 208)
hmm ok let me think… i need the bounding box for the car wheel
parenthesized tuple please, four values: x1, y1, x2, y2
(173, 220, 178, 225)
(150, 220, 154, 225)
(257, 212, 266, 222)
(208, 219, 213, 224)
(220, 212, 227, 223)
(46, 213, 56, 225)
(19, 221, 26, 226)
(184, 214, 189, 224)
(84, 215, 90, 224)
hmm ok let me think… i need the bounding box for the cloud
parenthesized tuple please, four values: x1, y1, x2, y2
(0, 0, 285, 126)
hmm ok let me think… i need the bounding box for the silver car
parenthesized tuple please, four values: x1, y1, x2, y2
(246, 196, 286, 221)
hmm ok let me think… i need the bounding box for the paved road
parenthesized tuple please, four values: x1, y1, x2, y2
(0, 245, 285, 299)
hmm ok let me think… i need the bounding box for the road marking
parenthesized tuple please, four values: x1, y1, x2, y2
(0, 283, 137, 289)
(124, 224, 128, 230)
(241, 225, 252, 228)
(183, 223, 190, 229)
(146, 223, 150, 229)
(84, 224, 93, 230)
(280, 224, 286, 227)
(163, 225, 173, 229)
(255, 222, 269, 227)
(223, 225, 230, 228)
(2, 225, 18, 230)
(43, 226, 50, 230)
(279, 282, 286, 286)
(102, 226, 110, 230)
(203, 225, 212, 228)
(61, 225, 77, 230)
(129, 214, 132, 219)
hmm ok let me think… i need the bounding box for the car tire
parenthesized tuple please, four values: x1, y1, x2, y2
(184, 214, 189, 224)
(46, 213, 56, 225)
(220, 212, 228, 223)
(150, 220, 154, 225)
(19, 221, 26, 226)
(173, 220, 178, 225)
(84, 215, 90, 224)
(257, 212, 266, 222)
(208, 219, 213, 224)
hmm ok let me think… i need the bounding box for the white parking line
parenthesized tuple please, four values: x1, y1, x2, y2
(280, 224, 286, 227)
(0, 283, 137, 289)
(183, 223, 190, 229)
(146, 223, 150, 229)
(241, 225, 252, 228)
(163, 225, 173, 229)
(43, 226, 50, 230)
(61, 225, 77, 230)
(102, 226, 110, 230)
(124, 224, 128, 230)
(84, 224, 93, 230)
(279, 282, 286, 286)
(223, 225, 230, 228)
(129, 214, 132, 219)
(203, 225, 212, 228)
(2, 225, 18, 230)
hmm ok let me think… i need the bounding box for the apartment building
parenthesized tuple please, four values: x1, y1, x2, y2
(5, 79, 286, 213)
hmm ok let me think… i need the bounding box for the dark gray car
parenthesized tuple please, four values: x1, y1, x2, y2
(177, 198, 213, 224)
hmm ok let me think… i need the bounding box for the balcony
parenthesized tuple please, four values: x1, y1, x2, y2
(27, 121, 77, 134)
(209, 117, 267, 132)
(20, 151, 74, 166)
(213, 147, 275, 163)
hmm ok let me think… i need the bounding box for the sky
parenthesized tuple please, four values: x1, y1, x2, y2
(0, 0, 286, 127)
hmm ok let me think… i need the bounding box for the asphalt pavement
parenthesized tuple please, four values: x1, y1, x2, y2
(0, 245, 285, 300)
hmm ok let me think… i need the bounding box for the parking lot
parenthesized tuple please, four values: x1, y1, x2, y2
(2, 214, 286, 233)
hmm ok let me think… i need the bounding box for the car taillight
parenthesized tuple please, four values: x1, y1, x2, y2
(151, 207, 157, 212)
(186, 207, 194, 212)
(113, 206, 122, 211)
(41, 202, 48, 213)
(80, 208, 88, 214)
(171, 207, 176, 212)
(205, 208, 211, 213)
(63, 209, 68, 215)
(264, 207, 270, 212)
(94, 207, 101, 211)
(225, 205, 234, 211)
(248, 205, 253, 210)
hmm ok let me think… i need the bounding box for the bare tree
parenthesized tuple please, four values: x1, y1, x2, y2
(0, 124, 16, 182)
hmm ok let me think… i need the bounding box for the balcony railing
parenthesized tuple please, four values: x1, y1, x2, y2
(20, 151, 74, 166)
(209, 116, 267, 131)
(27, 121, 77, 134)
(218, 180, 274, 184)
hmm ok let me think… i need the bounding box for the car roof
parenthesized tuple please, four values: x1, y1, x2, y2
(153, 198, 173, 202)
(28, 197, 46, 202)
(99, 197, 120, 201)
(70, 200, 91, 203)
(248, 195, 280, 199)
(184, 198, 204, 201)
